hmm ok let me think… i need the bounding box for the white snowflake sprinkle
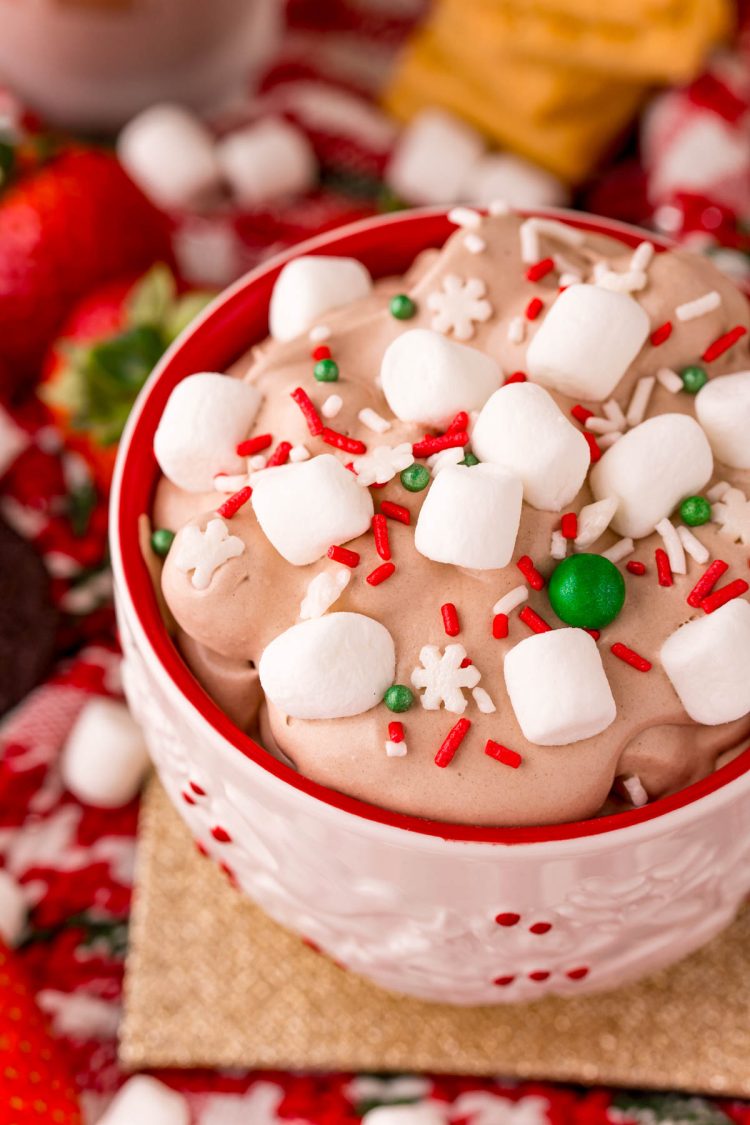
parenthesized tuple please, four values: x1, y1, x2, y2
(173, 519, 244, 590)
(630, 241, 655, 272)
(352, 442, 414, 487)
(427, 275, 492, 340)
(598, 430, 623, 449)
(712, 486, 750, 546)
(411, 643, 481, 714)
(299, 568, 351, 620)
(595, 266, 648, 294)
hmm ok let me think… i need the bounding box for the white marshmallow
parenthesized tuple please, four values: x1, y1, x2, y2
(590, 414, 713, 539)
(526, 284, 650, 401)
(414, 464, 522, 570)
(0, 404, 28, 478)
(259, 612, 395, 719)
(117, 104, 221, 210)
(363, 1106, 447, 1125)
(216, 118, 317, 207)
(504, 629, 617, 746)
(471, 383, 589, 511)
(98, 1076, 189, 1125)
(695, 370, 750, 469)
(661, 599, 750, 725)
(251, 454, 373, 565)
(0, 869, 26, 946)
(463, 151, 568, 210)
(269, 255, 372, 342)
(380, 329, 500, 428)
(62, 698, 150, 808)
(154, 373, 262, 492)
(386, 108, 485, 205)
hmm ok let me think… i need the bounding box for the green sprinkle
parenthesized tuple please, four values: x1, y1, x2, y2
(151, 528, 175, 558)
(548, 553, 626, 630)
(314, 358, 339, 382)
(400, 463, 430, 492)
(389, 293, 416, 320)
(384, 684, 414, 712)
(460, 453, 479, 466)
(679, 495, 712, 526)
(680, 364, 708, 394)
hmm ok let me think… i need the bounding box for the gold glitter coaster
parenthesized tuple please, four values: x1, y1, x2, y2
(121, 780, 750, 1092)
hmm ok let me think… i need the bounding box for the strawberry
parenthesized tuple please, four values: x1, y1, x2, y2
(0, 147, 173, 398)
(0, 939, 82, 1124)
(39, 264, 213, 490)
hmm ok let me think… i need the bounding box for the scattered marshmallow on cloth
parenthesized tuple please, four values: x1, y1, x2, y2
(0, 869, 26, 946)
(415, 464, 522, 569)
(661, 599, 750, 725)
(464, 151, 568, 210)
(386, 107, 485, 206)
(62, 697, 151, 808)
(259, 612, 396, 720)
(526, 284, 650, 401)
(695, 370, 750, 469)
(504, 628, 617, 746)
(363, 1104, 448, 1125)
(590, 413, 713, 538)
(252, 454, 373, 565)
(471, 382, 589, 511)
(98, 1075, 189, 1125)
(154, 372, 261, 492)
(269, 255, 373, 342)
(380, 328, 500, 427)
(118, 103, 221, 210)
(215, 117, 317, 207)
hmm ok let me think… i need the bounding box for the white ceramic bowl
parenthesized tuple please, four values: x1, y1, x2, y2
(111, 208, 750, 1005)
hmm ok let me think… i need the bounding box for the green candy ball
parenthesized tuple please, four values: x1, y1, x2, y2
(548, 553, 626, 630)
(150, 528, 175, 558)
(314, 358, 339, 382)
(400, 463, 430, 492)
(460, 453, 479, 466)
(384, 684, 414, 712)
(389, 293, 416, 320)
(679, 495, 712, 526)
(680, 364, 708, 394)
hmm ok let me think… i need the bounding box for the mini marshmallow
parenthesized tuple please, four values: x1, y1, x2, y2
(117, 104, 221, 210)
(62, 698, 150, 808)
(471, 383, 589, 511)
(386, 108, 485, 205)
(0, 869, 26, 946)
(98, 1076, 189, 1125)
(216, 118, 317, 207)
(695, 370, 750, 469)
(363, 1106, 447, 1125)
(526, 284, 650, 401)
(252, 454, 373, 565)
(661, 599, 750, 725)
(259, 612, 395, 719)
(590, 414, 713, 538)
(463, 151, 568, 210)
(154, 373, 262, 492)
(269, 256, 372, 342)
(380, 329, 500, 428)
(504, 629, 616, 746)
(414, 464, 522, 570)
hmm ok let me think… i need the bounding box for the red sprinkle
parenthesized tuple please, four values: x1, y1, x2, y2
(367, 561, 396, 586)
(517, 555, 545, 590)
(372, 514, 391, 561)
(485, 740, 522, 769)
(492, 613, 509, 639)
(525, 297, 544, 320)
(441, 602, 460, 636)
(265, 441, 292, 467)
(460, 657, 473, 668)
(650, 321, 673, 347)
(583, 432, 602, 463)
(560, 512, 578, 540)
(446, 410, 469, 433)
(525, 256, 555, 282)
(626, 561, 647, 576)
(321, 427, 367, 455)
(655, 547, 673, 587)
(519, 606, 552, 634)
(434, 717, 471, 768)
(380, 501, 411, 525)
(236, 433, 272, 456)
(611, 642, 652, 672)
(216, 485, 252, 519)
(388, 721, 404, 743)
(327, 544, 360, 568)
(571, 404, 594, 425)
(702, 325, 747, 362)
(585, 628, 601, 641)
(687, 559, 728, 607)
(412, 431, 468, 458)
(504, 371, 527, 384)
(311, 344, 331, 361)
(290, 386, 323, 436)
(701, 578, 749, 614)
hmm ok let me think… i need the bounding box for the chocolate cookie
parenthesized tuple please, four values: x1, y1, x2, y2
(0, 518, 57, 716)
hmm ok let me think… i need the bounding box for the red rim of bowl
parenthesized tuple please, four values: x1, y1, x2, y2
(114, 206, 750, 845)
